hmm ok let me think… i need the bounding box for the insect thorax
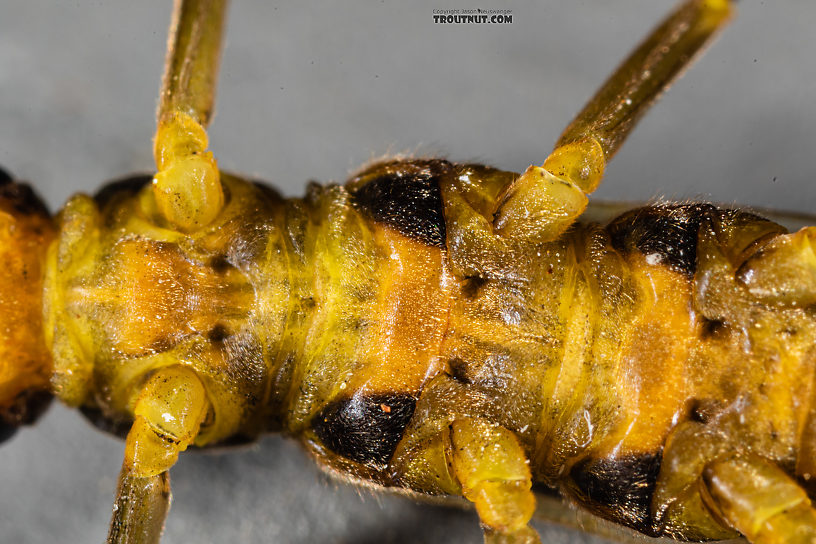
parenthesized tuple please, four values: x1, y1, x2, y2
(41, 163, 461, 446)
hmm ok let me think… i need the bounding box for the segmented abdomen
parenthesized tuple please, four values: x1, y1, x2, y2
(299, 159, 816, 538)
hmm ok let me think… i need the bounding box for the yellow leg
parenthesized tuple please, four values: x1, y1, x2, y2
(152, 112, 222, 232)
(448, 418, 541, 544)
(492, 161, 593, 243)
(107, 365, 210, 544)
(701, 454, 816, 544)
(493, 0, 733, 242)
(152, 0, 228, 232)
(736, 227, 816, 306)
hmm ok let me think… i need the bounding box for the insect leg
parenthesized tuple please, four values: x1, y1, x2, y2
(653, 420, 743, 540)
(107, 366, 210, 544)
(107, 466, 170, 544)
(152, 0, 228, 232)
(701, 453, 816, 544)
(735, 227, 816, 307)
(494, 0, 733, 240)
(694, 212, 816, 324)
(448, 417, 540, 544)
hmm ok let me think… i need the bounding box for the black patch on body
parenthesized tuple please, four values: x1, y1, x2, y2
(688, 398, 725, 425)
(209, 254, 232, 274)
(461, 276, 486, 299)
(447, 357, 472, 384)
(350, 160, 449, 247)
(0, 165, 12, 186)
(0, 423, 17, 444)
(79, 405, 132, 440)
(700, 317, 727, 339)
(568, 452, 662, 534)
(607, 204, 716, 276)
(0, 178, 51, 218)
(0, 389, 53, 445)
(312, 393, 417, 467)
(94, 174, 152, 208)
(207, 323, 230, 343)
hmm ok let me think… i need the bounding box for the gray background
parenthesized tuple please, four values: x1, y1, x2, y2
(1, 1, 814, 543)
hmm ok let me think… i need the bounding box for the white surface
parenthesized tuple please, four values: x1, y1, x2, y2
(1, 1, 814, 543)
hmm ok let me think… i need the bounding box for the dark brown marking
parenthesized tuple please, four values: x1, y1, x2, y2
(312, 393, 417, 468)
(0, 165, 12, 186)
(568, 452, 662, 535)
(79, 405, 132, 440)
(688, 398, 723, 424)
(209, 255, 232, 274)
(461, 276, 486, 299)
(700, 317, 727, 340)
(607, 204, 716, 276)
(0, 389, 53, 445)
(531, 482, 561, 499)
(0, 179, 51, 218)
(0, 423, 17, 444)
(207, 323, 230, 343)
(448, 357, 472, 385)
(94, 174, 152, 208)
(350, 160, 450, 247)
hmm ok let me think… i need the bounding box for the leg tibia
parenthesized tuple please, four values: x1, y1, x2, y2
(107, 462, 171, 544)
(556, 0, 733, 162)
(497, 0, 735, 242)
(702, 454, 816, 544)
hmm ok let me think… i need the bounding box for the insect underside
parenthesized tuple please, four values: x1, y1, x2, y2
(2, 1, 816, 544)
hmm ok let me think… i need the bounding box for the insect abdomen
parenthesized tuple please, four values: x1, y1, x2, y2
(0, 168, 55, 441)
(424, 180, 816, 537)
(549, 204, 816, 537)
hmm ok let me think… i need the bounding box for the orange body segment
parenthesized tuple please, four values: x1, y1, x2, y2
(0, 180, 55, 429)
